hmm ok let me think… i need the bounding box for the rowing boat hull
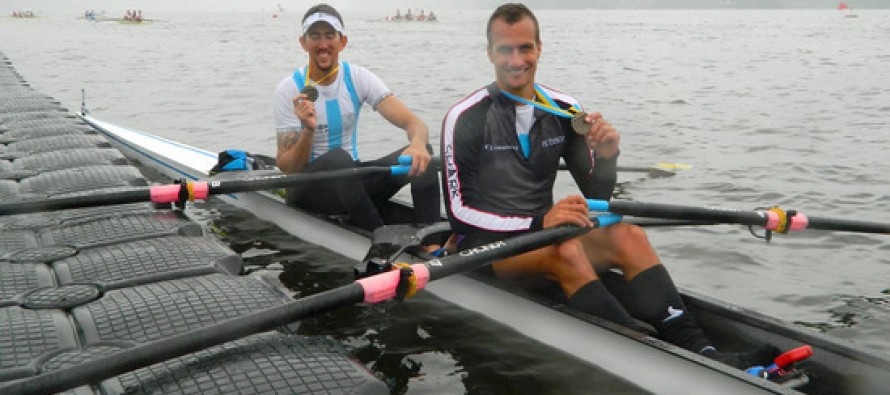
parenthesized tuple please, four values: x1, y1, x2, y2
(78, 113, 888, 394)
(117, 20, 152, 25)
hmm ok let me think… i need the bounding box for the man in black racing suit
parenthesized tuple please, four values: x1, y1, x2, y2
(441, 2, 777, 369)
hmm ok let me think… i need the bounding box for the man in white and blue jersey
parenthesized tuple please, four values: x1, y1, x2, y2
(274, 4, 439, 232)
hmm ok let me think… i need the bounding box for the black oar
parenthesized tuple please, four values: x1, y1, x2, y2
(0, 164, 413, 216)
(427, 157, 687, 178)
(0, 152, 685, 216)
(588, 199, 890, 235)
(566, 162, 689, 178)
(0, 217, 619, 395)
(625, 217, 719, 227)
(611, 164, 688, 179)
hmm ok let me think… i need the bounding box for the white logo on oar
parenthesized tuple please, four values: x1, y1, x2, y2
(458, 241, 506, 257)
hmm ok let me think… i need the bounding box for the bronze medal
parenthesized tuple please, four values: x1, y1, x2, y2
(571, 112, 591, 135)
(300, 86, 319, 102)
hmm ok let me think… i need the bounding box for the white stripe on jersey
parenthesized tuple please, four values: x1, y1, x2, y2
(442, 88, 534, 232)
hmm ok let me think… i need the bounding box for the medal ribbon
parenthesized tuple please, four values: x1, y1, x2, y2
(500, 84, 581, 118)
(304, 64, 340, 88)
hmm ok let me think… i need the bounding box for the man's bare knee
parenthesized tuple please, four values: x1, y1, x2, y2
(602, 224, 659, 269)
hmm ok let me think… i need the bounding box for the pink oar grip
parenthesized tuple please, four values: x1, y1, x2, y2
(356, 263, 430, 304)
(149, 185, 182, 203)
(764, 211, 809, 232)
(788, 213, 808, 231)
(191, 182, 209, 200)
(149, 182, 210, 203)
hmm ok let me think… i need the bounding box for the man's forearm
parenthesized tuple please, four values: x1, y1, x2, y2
(277, 128, 314, 173)
(404, 119, 430, 148)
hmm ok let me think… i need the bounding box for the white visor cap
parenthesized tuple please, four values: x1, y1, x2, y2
(302, 12, 345, 35)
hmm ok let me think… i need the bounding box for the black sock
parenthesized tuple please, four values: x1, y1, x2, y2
(568, 280, 635, 327)
(626, 265, 712, 353)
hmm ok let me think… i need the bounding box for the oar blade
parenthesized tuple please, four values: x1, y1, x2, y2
(614, 163, 691, 178)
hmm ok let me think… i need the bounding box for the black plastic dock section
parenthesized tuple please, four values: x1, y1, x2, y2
(0, 52, 386, 394)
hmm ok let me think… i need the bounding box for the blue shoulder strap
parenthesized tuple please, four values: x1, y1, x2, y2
(291, 66, 313, 160)
(341, 62, 362, 160)
(341, 61, 361, 112)
(291, 66, 306, 91)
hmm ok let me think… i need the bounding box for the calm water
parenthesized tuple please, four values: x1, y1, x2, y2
(2, 9, 889, 394)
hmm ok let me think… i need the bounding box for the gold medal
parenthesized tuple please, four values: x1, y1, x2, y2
(300, 86, 319, 102)
(571, 112, 591, 135)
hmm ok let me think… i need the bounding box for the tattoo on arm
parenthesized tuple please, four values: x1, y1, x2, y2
(277, 132, 299, 151)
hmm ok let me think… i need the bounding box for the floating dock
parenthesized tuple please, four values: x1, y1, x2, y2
(0, 51, 386, 394)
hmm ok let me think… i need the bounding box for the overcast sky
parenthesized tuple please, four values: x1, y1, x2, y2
(6, 0, 887, 14)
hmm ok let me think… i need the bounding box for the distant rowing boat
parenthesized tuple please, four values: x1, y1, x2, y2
(77, 111, 889, 394)
(117, 19, 153, 25)
(384, 9, 438, 22)
(80, 16, 156, 23)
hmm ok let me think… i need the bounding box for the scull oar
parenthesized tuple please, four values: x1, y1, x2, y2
(0, 218, 619, 395)
(609, 162, 691, 178)
(0, 155, 688, 217)
(562, 162, 690, 178)
(424, 157, 688, 178)
(0, 161, 415, 216)
(588, 199, 890, 235)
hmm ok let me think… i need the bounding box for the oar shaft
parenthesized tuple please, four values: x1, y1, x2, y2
(430, 157, 676, 177)
(807, 216, 890, 234)
(588, 199, 890, 235)
(426, 218, 616, 280)
(562, 164, 676, 177)
(0, 190, 149, 215)
(1, 284, 366, 395)
(207, 166, 407, 195)
(0, 165, 409, 216)
(601, 200, 770, 227)
(624, 217, 720, 227)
